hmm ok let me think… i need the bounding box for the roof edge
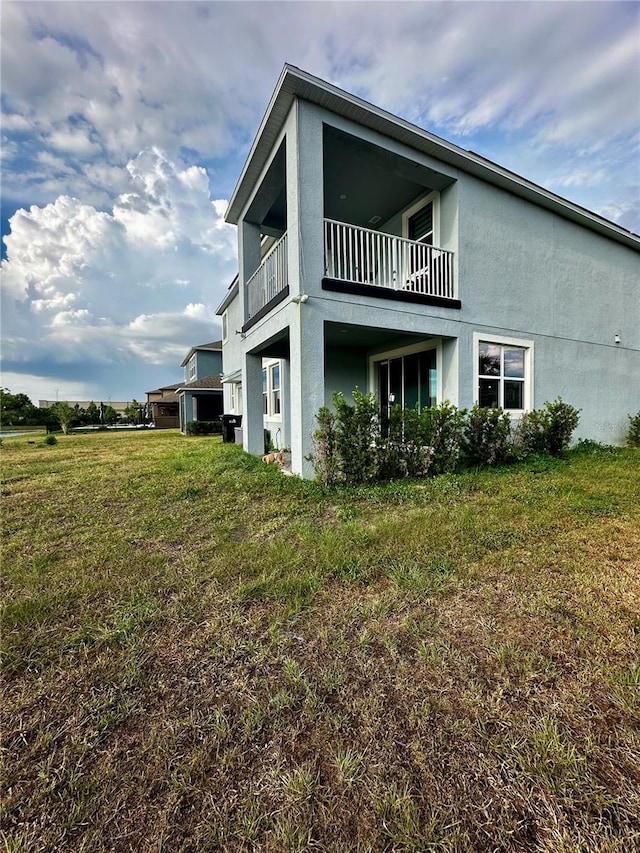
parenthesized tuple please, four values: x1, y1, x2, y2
(226, 64, 639, 251)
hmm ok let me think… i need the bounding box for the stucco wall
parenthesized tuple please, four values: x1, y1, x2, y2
(455, 174, 639, 442)
(196, 349, 222, 378)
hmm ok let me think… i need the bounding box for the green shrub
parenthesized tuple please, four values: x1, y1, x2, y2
(626, 412, 640, 448)
(312, 406, 339, 485)
(542, 398, 580, 457)
(462, 404, 511, 467)
(515, 409, 547, 456)
(334, 389, 379, 484)
(375, 405, 433, 480)
(43, 435, 58, 446)
(418, 401, 466, 475)
(185, 420, 222, 436)
(515, 398, 580, 458)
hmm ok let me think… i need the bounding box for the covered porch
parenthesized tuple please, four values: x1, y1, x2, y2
(241, 319, 458, 477)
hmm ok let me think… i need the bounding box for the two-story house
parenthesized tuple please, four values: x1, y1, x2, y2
(177, 340, 223, 433)
(217, 65, 639, 478)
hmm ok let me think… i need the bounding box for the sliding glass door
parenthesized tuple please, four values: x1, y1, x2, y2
(378, 349, 437, 426)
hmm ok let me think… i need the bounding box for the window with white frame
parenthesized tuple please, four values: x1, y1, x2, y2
(403, 192, 440, 246)
(262, 360, 282, 418)
(188, 354, 197, 381)
(262, 368, 268, 414)
(222, 312, 228, 343)
(476, 337, 532, 411)
(270, 363, 281, 415)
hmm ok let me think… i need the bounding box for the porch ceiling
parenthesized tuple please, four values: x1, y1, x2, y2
(324, 321, 429, 351)
(323, 126, 454, 228)
(248, 327, 291, 359)
(246, 141, 286, 234)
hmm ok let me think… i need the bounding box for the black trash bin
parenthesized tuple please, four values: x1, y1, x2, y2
(221, 414, 242, 443)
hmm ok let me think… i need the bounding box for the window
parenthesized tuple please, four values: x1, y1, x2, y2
(188, 355, 196, 382)
(407, 202, 433, 246)
(262, 360, 282, 418)
(476, 337, 532, 411)
(222, 312, 228, 343)
(262, 368, 268, 414)
(270, 363, 281, 415)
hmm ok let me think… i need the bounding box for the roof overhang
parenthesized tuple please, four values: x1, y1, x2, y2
(215, 274, 239, 315)
(226, 64, 639, 252)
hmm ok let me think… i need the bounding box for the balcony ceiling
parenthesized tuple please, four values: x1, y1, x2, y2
(323, 126, 454, 229)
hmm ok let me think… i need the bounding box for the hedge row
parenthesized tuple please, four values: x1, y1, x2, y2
(312, 391, 580, 485)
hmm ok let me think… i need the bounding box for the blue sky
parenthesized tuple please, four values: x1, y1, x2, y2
(2, 0, 638, 405)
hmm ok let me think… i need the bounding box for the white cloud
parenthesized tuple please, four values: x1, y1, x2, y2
(1, 148, 235, 397)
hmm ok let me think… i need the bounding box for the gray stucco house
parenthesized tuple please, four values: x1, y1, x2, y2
(216, 65, 639, 478)
(178, 340, 223, 433)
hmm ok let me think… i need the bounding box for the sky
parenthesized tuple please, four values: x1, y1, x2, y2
(1, 0, 639, 405)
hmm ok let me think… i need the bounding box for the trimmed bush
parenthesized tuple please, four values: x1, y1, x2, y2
(311, 407, 339, 485)
(418, 401, 466, 476)
(462, 404, 511, 467)
(543, 397, 580, 456)
(515, 398, 580, 458)
(43, 435, 58, 446)
(334, 389, 379, 484)
(311, 393, 581, 483)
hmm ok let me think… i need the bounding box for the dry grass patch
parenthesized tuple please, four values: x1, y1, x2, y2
(1, 432, 639, 851)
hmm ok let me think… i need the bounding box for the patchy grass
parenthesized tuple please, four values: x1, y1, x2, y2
(1, 430, 639, 851)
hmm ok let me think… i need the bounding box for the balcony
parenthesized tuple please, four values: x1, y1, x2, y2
(323, 219, 458, 307)
(246, 232, 289, 323)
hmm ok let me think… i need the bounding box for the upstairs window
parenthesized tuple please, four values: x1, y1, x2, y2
(407, 202, 433, 246)
(188, 355, 197, 382)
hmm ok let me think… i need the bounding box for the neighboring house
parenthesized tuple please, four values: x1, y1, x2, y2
(146, 383, 182, 429)
(218, 277, 285, 449)
(217, 64, 639, 478)
(177, 341, 224, 433)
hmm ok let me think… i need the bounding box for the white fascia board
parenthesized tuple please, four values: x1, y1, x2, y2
(215, 275, 240, 315)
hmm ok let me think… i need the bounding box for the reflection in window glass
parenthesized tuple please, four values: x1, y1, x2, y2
(504, 347, 525, 378)
(479, 343, 501, 376)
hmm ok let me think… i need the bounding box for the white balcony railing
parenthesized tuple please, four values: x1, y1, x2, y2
(324, 219, 455, 300)
(247, 232, 288, 318)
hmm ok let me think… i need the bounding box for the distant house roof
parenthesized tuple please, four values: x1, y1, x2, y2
(151, 392, 180, 405)
(145, 382, 182, 396)
(179, 375, 223, 392)
(180, 340, 223, 367)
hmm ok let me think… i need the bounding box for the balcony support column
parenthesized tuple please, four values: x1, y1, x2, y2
(242, 351, 265, 457)
(289, 306, 324, 479)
